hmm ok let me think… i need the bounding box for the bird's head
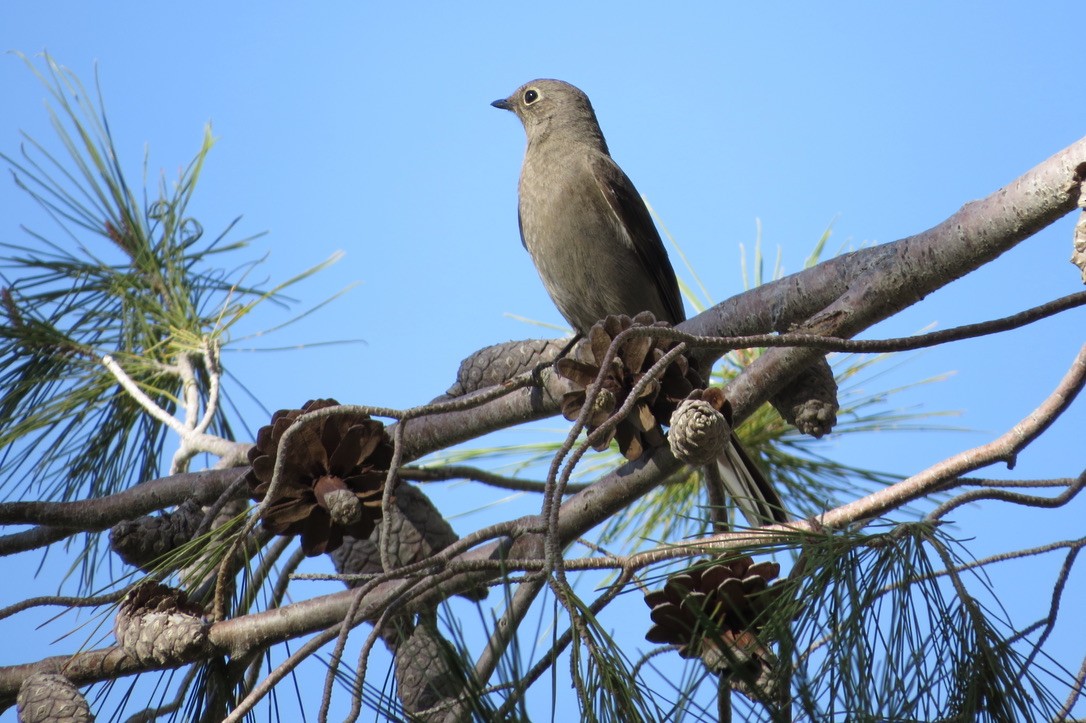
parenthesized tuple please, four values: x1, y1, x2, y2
(492, 79, 606, 148)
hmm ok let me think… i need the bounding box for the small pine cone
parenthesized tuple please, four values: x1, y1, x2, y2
(644, 556, 783, 678)
(769, 355, 838, 438)
(555, 313, 703, 460)
(247, 399, 393, 556)
(669, 387, 732, 467)
(114, 583, 209, 666)
(16, 673, 93, 723)
(110, 499, 205, 571)
(330, 483, 486, 601)
(388, 615, 466, 716)
(321, 486, 364, 527)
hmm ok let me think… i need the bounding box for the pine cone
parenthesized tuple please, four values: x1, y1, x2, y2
(385, 614, 466, 716)
(644, 556, 782, 679)
(114, 583, 209, 666)
(110, 498, 205, 571)
(442, 338, 566, 398)
(16, 673, 93, 723)
(555, 313, 703, 460)
(669, 387, 733, 467)
(247, 398, 393, 556)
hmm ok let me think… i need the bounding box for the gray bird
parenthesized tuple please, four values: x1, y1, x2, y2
(493, 78, 786, 525)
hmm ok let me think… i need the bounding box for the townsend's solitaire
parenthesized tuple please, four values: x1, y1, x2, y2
(492, 79, 786, 525)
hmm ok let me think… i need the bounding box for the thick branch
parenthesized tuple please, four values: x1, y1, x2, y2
(0, 469, 246, 555)
(398, 372, 569, 461)
(694, 137, 1085, 418)
(0, 470, 241, 528)
(0, 647, 164, 710)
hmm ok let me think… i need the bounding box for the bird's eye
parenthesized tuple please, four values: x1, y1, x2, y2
(523, 89, 539, 104)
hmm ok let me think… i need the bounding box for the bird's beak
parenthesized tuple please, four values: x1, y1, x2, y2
(491, 97, 512, 111)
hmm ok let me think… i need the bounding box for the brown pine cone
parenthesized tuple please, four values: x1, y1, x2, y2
(385, 614, 466, 716)
(16, 673, 93, 723)
(555, 313, 703, 460)
(668, 387, 733, 467)
(644, 556, 783, 680)
(246, 399, 393, 556)
(113, 583, 209, 666)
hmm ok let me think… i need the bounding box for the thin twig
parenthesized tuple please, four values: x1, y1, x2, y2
(194, 338, 222, 436)
(532, 326, 689, 707)
(954, 477, 1079, 489)
(710, 290, 1086, 356)
(530, 291, 1086, 364)
(1057, 651, 1086, 721)
(812, 344, 1086, 529)
(401, 465, 588, 494)
(317, 576, 390, 722)
(467, 575, 547, 710)
(171, 351, 201, 473)
(379, 421, 406, 574)
(493, 566, 637, 718)
(893, 534, 1086, 588)
(103, 353, 189, 436)
(346, 581, 435, 723)
(0, 587, 133, 622)
(222, 623, 346, 723)
(928, 473, 1086, 521)
(1011, 544, 1079, 675)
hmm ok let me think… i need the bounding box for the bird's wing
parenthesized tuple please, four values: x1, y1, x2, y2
(588, 154, 685, 324)
(516, 204, 528, 252)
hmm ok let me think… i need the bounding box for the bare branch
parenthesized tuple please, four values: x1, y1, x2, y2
(0, 468, 247, 527)
(816, 343, 1086, 527)
(401, 465, 587, 494)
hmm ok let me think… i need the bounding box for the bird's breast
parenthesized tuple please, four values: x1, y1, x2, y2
(516, 146, 664, 331)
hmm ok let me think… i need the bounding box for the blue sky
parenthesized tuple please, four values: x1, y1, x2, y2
(2, 3, 1084, 720)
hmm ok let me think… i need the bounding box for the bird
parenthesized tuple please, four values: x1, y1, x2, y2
(492, 79, 786, 526)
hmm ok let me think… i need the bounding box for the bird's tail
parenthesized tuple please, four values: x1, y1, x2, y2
(710, 432, 788, 527)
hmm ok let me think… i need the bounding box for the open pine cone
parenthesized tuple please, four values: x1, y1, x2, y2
(247, 398, 393, 556)
(555, 313, 704, 460)
(644, 556, 783, 680)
